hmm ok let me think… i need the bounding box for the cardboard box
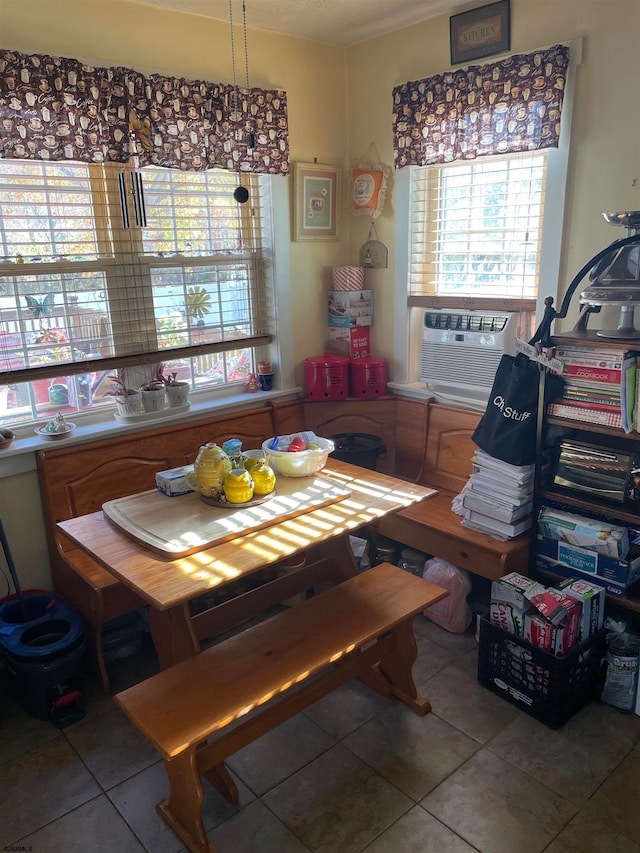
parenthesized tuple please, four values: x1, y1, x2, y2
(536, 535, 640, 592)
(536, 553, 640, 598)
(328, 325, 371, 359)
(155, 465, 194, 496)
(524, 607, 580, 656)
(327, 290, 373, 328)
(490, 600, 527, 637)
(538, 506, 629, 559)
(490, 573, 545, 637)
(556, 578, 606, 641)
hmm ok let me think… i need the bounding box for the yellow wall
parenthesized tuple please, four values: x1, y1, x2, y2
(347, 0, 640, 349)
(0, 0, 638, 589)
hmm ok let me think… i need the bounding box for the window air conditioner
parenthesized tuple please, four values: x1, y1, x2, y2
(420, 309, 516, 401)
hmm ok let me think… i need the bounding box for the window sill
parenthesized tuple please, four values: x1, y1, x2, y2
(0, 386, 303, 478)
(388, 381, 488, 413)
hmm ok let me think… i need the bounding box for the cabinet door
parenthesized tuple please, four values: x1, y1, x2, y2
(302, 399, 397, 473)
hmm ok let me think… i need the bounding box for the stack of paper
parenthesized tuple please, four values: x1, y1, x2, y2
(460, 450, 535, 540)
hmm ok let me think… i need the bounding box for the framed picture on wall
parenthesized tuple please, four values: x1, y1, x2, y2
(293, 162, 340, 241)
(450, 0, 510, 65)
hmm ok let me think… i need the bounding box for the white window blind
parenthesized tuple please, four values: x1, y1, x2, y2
(408, 151, 547, 306)
(0, 159, 274, 424)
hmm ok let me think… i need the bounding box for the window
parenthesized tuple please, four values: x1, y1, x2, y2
(0, 160, 275, 427)
(408, 151, 547, 303)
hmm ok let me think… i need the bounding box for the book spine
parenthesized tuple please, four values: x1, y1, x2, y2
(555, 348, 627, 366)
(558, 395, 621, 411)
(548, 402, 623, 428)
(564, 365, 622, 383)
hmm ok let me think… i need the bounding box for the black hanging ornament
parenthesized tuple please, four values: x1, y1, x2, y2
(229, 0, 253, 205)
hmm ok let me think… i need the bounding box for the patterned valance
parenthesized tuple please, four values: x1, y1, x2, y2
(0, 48, 289, 174)
(392, 44, 569, 168)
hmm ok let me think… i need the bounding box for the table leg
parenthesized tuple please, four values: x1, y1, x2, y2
(149, 602, 199, 669)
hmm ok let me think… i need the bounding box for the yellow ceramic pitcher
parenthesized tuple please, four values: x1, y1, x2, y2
(186, 443, 232, 497)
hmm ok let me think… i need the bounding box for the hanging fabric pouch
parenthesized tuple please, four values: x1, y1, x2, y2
(472, 353, 566, 466)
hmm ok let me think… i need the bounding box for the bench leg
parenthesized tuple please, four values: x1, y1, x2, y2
(203, 761, 239, 805)
(376, 619, 432, 715)
(158, 750, 218, 853)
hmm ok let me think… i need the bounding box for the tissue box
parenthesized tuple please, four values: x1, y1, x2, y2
(155, 465, 194, 496)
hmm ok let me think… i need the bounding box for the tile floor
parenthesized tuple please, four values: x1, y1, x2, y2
(2, 615, 640, 853)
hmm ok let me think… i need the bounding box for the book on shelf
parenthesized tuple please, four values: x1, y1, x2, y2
(555, 346, 629, 368)
(461, 510, 532, 540)
(554, 397, 621, 414)
(462, 492, 533, 524)
(547, 401, 623, 429)
(621, 352, 636, 434)
(563, 365, 623, 383)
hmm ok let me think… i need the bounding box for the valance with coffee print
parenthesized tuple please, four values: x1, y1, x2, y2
(0, 48, 289, 173)
(392, 44, 569, 168)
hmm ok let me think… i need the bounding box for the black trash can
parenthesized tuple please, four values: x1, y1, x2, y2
(0, 590, 87, 726)
(328, 433, 386, 471)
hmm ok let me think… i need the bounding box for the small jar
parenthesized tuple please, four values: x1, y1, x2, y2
(373, 537, 398, 566)
(223, 468, 254, 503)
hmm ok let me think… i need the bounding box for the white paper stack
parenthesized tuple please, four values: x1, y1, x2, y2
(459, 449, 535, 540)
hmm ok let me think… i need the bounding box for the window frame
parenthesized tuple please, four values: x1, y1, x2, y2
(392, 39, 580, 393)
(0, 160, 293, 427)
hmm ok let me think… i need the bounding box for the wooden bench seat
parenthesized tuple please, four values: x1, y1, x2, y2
(115, 562, 447, 853)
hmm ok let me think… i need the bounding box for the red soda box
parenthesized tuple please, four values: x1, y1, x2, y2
(525, 613, 555, 651)
(556, 578, 605, 641)
(527, 589, 569, 625)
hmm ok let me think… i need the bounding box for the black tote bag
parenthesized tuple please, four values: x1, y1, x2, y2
(472, 352, 566, 466)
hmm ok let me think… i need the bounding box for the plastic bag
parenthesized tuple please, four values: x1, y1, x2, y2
(600, 617, 640, 711)
(422, 558, 472, 633)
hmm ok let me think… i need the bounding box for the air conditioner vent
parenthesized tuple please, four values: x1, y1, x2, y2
(423, 311, 510, 333)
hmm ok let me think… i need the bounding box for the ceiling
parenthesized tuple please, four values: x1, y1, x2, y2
(131, 0, 471, 46)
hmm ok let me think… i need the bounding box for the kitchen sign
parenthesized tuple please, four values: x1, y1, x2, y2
(450, 0, 510, 65)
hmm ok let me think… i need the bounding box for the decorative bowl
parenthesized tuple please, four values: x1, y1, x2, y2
(262, 435, 333, 477)
(34, 422, 76, 441)
(0, 428, 15, 449)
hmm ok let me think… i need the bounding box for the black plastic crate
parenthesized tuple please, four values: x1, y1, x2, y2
(477, 617, 606, 728)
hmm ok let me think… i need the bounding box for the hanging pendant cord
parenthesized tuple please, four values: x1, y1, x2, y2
(242, 1, 250, 90)
(229, 0, 239, 145)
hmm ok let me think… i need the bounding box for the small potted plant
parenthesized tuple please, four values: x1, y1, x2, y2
(140, 364, 167, 413)
(162, 369, 190, 409)
(109, 370, 143, 417)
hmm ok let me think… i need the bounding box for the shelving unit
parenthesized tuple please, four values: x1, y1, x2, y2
(534, 330, 640, 615)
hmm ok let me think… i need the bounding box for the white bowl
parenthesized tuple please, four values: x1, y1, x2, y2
(262, 435, 333, 477)
(35, 422, 76, 441)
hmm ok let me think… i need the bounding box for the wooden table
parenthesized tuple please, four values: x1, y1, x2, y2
(59, 461, 437, 669)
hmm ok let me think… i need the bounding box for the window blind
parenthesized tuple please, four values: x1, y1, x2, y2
(0, 160, 273, 391)
(408, 151, 547, 308)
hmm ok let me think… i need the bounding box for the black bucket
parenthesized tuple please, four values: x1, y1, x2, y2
(0, 590, 86, 726)
(328, 433, 386, 471)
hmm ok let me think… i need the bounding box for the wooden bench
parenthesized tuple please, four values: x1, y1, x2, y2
(115, 562, 447, 853)
(36, 403, 282, 694)
(374, 401, 531, 581)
